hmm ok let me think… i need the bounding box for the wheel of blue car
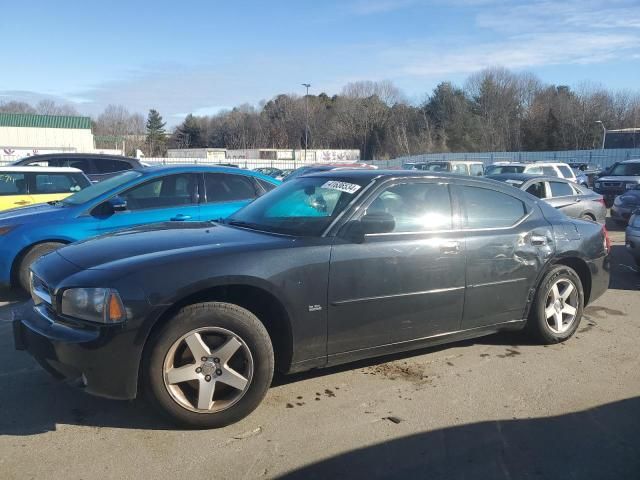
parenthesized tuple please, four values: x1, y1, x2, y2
(144, 302, 274, 428)
(17, 242, 65, 292)
(527, 265, 584, 344)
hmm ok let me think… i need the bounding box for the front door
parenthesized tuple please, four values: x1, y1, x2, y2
(0, 172, 33, 210)
(328, 180, 466, 355)
(93, 173, 201, 234)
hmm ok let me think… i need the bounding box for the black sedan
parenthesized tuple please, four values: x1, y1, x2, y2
(15, 171, 610, 428)
(611, 187, 640, 225)
(488, 173, 606, 224)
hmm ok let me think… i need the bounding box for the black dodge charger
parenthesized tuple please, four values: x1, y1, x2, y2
(14, 171, 610, 428)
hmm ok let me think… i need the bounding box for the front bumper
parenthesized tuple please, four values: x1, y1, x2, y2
(14, 302, 141, 400)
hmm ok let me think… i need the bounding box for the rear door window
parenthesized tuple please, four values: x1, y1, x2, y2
(32, 172, 90, 194)
(451, 164, 469, 175)
(525, 181, 546, 199)
(469, 164, 484, 176)
(93, 159, 133, 174)
(548, 181, 575, 197)
(460, 186, 528, 229)
(205, 173, 258, 202)
(47, 157, 95, 173)
(557, 165, 574, 178)
(542, 166, 558, 177)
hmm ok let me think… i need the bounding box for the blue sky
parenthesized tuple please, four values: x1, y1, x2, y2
(2, 0, 639, 124)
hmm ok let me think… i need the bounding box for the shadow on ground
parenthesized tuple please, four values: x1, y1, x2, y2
(279, 397, 640, 480)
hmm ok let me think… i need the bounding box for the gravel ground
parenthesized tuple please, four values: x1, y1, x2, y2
(0, 223, 638, 479)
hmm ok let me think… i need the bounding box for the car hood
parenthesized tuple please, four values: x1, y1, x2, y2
(0, 202, 69, 223)
(597, 176, 640, 183)
(56, 221, 293, 270)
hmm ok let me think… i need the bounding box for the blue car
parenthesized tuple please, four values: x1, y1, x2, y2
(0, 165, 279, 291)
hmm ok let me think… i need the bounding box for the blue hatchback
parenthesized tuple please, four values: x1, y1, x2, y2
(0, 165, 279, 290)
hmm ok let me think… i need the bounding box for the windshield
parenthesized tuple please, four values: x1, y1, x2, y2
(424, 162, 450, 172)
(485, 165, 526, 175)
(225, 176, 369, 236)
(609, 163, 640, 176)
(62, 170, 143, 205)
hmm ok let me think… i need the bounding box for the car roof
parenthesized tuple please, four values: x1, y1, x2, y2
(302, 169, 474, 181)
(134, 164, 280, 182)
(16, 153, 140, 162)
(0, 166, 84, 173)
(487, 173, 554, 182)
(621, 159, 640, 164)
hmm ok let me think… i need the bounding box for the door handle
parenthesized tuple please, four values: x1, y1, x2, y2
(530, 234, 547, 246)
(439, 240, 460, 254)
(170, 214, 191, 221)
(574, 197, 582, 202)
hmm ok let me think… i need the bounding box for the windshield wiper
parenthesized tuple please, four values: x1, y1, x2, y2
(226, 219, 266, 231)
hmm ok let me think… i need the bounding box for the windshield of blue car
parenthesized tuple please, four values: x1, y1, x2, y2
(62, 171, 143, 205)
(225, 176, 369, 236)
(609, 163, 640, 176)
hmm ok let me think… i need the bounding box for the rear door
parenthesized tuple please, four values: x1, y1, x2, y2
(200, 173, 261, 220)
(29, 171, 90, 205)
(92, 173, 200, 233)
(328, 179, 466, 355)
(546, 180, 583, 218)
(457, 184, 552, 328)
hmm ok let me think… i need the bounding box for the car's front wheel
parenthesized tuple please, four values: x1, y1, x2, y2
(144, 302, 274, 428)
(527, 265, 584, 343)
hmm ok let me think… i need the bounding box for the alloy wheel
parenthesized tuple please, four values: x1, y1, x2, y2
(544, 278, 579, 334)
(162, 327, 254, 413)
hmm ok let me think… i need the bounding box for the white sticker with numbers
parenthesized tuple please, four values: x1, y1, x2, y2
(321, 181, 361, 194)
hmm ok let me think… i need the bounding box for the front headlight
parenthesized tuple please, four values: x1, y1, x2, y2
(61, 288, 126, 324)
(625, 183, 637, 190)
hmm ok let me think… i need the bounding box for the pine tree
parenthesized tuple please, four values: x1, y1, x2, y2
(175, 114, 203, 148)
(146, 109, 166, 156)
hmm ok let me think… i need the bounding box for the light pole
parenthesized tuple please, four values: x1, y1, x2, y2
(302, 83, 311, 162)
(596, 120, 606, 150)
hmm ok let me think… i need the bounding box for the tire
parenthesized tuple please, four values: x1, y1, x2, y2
(17, 242, 65, 292)
(526, 265, 584, 344)
(144, 302, 274, 429)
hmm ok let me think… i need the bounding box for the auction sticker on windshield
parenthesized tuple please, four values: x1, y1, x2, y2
(321, 181, 361, 194)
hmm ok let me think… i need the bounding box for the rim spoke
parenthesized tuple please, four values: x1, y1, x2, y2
(166, 364, 199, 385)
(561, 283, 574, 300)
(184, 332, 211, 360)
(545, 305, 556, 320)
(563, 304, 577, 317)
(554, 312, 564, 332)
(219, 366, 249, 391)
(212, 337, 242, 364)
(551, 284, 560, 302)
(197, 379, 217, 410)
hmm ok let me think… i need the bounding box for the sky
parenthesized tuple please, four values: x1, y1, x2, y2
(2, 0, 639, 125)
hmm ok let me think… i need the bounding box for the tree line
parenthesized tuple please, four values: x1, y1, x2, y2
(2, 67, 639, 159)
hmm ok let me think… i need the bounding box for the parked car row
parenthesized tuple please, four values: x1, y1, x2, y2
(9, 163, 610, 428)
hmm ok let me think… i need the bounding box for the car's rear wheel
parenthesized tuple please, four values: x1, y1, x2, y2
(144, 302, 274, 428)
(527, 265, 584, 344)
(17, 242, 65, 292)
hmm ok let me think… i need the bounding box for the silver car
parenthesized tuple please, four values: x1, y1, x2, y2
(488, 174, 606, 223)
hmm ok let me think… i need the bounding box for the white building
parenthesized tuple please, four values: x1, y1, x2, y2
(0, 113, 95, 161)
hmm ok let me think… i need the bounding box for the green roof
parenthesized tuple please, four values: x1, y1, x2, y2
(0, 112, 92, 130)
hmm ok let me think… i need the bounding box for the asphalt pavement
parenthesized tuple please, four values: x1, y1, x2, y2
(0, 222, 638, 479)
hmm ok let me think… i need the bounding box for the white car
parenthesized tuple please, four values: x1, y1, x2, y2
(485, 162, 577, 182)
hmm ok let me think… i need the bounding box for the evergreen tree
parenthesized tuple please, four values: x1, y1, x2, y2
(174, 114, 203, 148)
(146, 109, 166, 156)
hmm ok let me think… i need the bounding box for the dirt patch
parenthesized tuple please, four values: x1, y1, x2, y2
(363, 361, 429, 384)
(498, 348, 521, 358)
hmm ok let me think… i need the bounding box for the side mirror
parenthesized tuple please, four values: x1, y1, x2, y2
(91, 197, 127, 217)
(111, 197, 128, 212)
(342, 212, 395, 242)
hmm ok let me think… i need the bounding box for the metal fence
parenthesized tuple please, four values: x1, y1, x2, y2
(142, 157, 330, 170)
(375, 148, 640, 169)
